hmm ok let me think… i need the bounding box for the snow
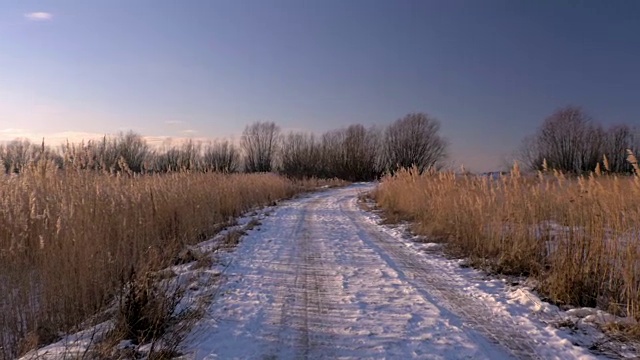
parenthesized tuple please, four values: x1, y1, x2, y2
(19, 321, 114, 360)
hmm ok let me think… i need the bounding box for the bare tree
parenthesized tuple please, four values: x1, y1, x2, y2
(152, 139, 202, 172)
(313, 125, 380, 181)
(116, 132, 151, 173)
(203, 140, 240, 173)
(539, 106, 588, 172)
(342, 124, 381, 181)
(319, 129, 345, 179)
(241, 121, 280, 173)
(383, 113, 447, 173)
(280, 132, 321, 178)
(520, 106, 603, 173)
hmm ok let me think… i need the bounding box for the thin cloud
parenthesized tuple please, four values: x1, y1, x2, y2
(0, 128, 28, 134)
(144, 136, 213, 148)
(164, 120, 184, 125)
(24, 12, 53, 21)
(181, 129, 197, 134)
(0, 130, 105, 144)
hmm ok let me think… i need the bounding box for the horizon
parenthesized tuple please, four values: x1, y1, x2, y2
(2, 0, 640, 172)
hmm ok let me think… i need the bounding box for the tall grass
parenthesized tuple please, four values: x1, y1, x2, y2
(374, 162, 640, 327)
(0, 160, 335, 359)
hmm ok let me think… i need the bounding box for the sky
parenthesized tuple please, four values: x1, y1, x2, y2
(1, 0, 639, 171)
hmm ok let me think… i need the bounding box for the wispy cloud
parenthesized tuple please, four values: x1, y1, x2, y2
(164, 120, 184, 125)
(181, 129, 197, 134)
(0, 129, 105, 144)
(24, 12, 53, 21)
(0, 129, 229, 149)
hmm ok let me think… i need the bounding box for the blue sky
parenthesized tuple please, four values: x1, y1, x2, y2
(1, 0, 639, 171)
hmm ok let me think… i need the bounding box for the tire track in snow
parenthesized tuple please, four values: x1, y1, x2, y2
(339, 194, 541, 359)
(270, 197, 316, 359)
(270, 196, 334, 359)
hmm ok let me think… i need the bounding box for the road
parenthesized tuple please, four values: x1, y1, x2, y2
(188, 184, 598, 359)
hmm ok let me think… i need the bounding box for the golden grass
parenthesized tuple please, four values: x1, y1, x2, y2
(373, 165, 640, 327)
(0, 161, 342, 359)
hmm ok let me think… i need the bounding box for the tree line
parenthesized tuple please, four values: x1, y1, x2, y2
(2, 107, 637, 178)
(0, 113, 448, 180)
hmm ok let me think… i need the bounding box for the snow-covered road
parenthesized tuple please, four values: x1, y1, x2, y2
(186, 184, 599, 359)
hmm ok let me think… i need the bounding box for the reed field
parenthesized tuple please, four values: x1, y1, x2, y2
(0, 158, 339, 359)
(374, 155, 640, 332)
